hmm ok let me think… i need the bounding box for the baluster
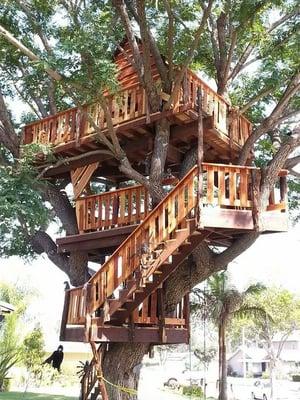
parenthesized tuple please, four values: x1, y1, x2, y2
(136, 187, 141, 222)
(239, 168, 248, 207)
(119, 191, 125, 225)
(150, 292, 158, 324)
(206, 166, 214, 204)
(218, 167, 225, 206)
(229, 169, 237, 206)
(104, 195, 110, 228)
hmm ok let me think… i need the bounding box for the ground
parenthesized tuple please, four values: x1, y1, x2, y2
(0, 394, 76, 400)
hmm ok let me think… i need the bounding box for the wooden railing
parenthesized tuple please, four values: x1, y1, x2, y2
(65, 163, 287, 329)
(76, 185, 150, 233)
(23, 70, 252, 149)
(66, 287, 188, 327)
(88, 165, 198, 314)
(75, 163, 287, 233)
(182, 71, 251, 143)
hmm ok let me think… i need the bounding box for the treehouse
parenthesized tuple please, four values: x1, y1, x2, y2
(23, 40, 288, 399)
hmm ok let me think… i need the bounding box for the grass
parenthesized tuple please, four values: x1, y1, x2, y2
(0, 393, 77, 400)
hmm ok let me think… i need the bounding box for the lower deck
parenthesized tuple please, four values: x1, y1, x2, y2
(57, 208, 287, 262)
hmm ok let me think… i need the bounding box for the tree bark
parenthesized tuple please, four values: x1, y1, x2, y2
(102, 343, 149, 400)
(218, 321, 228, 400)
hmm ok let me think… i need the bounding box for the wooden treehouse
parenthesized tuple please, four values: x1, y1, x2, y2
(23, 41, 288, 398)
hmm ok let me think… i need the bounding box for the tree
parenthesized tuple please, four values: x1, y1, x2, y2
(231, 287, 300, 400)
(22, 326, 45, 379)
(192, 272, 266, 400)
(0, 283, 31, 391)
(0, 1, 299, 399)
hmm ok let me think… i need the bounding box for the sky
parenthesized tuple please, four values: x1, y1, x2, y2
(0, 221, 299, 347)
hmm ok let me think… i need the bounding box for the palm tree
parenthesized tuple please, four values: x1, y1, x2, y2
(192, 272, 267, 400)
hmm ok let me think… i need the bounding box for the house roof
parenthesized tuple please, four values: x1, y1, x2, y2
(271, 330, 300, 343)
(228, 346, 269, 363)
(0, 301, 15, 313)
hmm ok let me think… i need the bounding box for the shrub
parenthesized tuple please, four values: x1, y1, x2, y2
(261, 371, 269, 379)
(292, 375, 300, 382)
(182, 384, 203, 397)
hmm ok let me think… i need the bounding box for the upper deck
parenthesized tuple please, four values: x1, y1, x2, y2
(22, 42, 252, 179)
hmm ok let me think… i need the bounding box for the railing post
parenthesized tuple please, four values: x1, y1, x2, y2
(197, 87, 204, 228)
(280, 175, 288, 207)
(84, 283, 93, 343)
(251, 169, 261, 231)
(157, 286, 167, 343)
(59, 289, 70, 341)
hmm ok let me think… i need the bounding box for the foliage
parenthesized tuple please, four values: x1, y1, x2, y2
(0, 145, 52, 258)
(192, 272, 267, 399)
(22, 326, 45, 378)
(0, 283, 36, 391)
(194, 347, 216, 366)
(230, 287, 300, 346)
(182, 384, 203, 397)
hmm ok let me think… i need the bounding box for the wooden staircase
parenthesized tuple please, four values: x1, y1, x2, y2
(62, 165, 203, 340)
(59, 162, 288, 399)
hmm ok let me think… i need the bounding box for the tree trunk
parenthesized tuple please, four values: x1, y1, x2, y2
(218, 322, 228, 400)
(102, 343, 149, 400)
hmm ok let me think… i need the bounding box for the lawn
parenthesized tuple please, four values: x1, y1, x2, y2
(0, 393, 77, 400)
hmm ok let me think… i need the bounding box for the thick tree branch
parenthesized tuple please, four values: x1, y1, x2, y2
(165, 0, 214, 109)
(284, 154, 300, 170)
(124, 0, 168, 84)
(0, 91, 20, 157)
(240, 87, 273, 114)
(0, 24, 62, 81)
(238, 72, 300, 165)
(41, 184, 78, 235)
(30, 230, 70, 275)
(229, 9, 299, 82)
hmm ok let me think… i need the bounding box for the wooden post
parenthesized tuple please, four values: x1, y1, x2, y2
(157, 286, 167, 344)
(84, 283, 92, 343)
(59, 289, 70, 341)
(90, 342, 108, 400)
(184, 294, 190, 344)
(251, 169, 261, 231)
(197, 87, 204, 229)
(280, 175, 287, 206)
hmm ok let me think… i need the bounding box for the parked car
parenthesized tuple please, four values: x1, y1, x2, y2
(251, 380, 271, 400)
(163, 370, 203, 388)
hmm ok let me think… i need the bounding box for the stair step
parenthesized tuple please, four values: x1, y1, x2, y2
(165, 238, 177, 244)
(175, 228, 188, 233)
(160, 261, 172, 267)
(118, 288, 129, 297)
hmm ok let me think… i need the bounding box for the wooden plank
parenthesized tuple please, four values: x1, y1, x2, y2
(239, 169, 248, 207)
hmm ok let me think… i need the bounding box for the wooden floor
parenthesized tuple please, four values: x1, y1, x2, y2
(62, 324, 189, 344)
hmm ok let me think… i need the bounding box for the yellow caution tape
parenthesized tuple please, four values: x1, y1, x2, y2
(97, 374, 138, 395)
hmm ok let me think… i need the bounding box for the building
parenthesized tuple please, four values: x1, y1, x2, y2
(228, 331, 300, 377)
(228, 346, 269, 377)
(0, 300, 15, 323)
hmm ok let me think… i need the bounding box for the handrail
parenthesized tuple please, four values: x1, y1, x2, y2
(23, 68, 252, 148)
(75, 163, 286, 233)
(66, 286, 188, 327)
(66, 163, 287, 328)
(88, 164, 198, 312)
